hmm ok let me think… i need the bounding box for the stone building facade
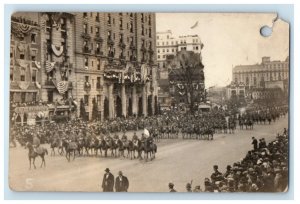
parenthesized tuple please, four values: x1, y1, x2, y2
(10, 12, 158, 123)
(231, 56, 289, 101)
(74, 12, 158, 120)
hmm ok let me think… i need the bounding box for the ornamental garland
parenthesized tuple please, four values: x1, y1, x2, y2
(11, 21, 35, 38)
(51, 44, 64, 57)
(17, 81, 30, 90)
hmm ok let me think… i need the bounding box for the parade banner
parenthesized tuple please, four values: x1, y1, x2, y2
(14, 105, 49, 114)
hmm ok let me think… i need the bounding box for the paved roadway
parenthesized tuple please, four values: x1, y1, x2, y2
(9, 116, 288, 192)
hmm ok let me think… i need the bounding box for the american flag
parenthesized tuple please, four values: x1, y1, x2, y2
(45, 61, 56, 73)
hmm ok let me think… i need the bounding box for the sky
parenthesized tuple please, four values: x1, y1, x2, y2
(156, 13, 289, 88)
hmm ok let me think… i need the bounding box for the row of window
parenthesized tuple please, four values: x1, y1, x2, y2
(10, 92, 37, 103)
(156, 39, 200, 46)
(11, 33, 37, 44)
(83, 12, 152, 26)
(83, 21, 152, 37)
(234, 72, 289, 79)
(264, 64, 289, 69)
(10, 69, 37, 82)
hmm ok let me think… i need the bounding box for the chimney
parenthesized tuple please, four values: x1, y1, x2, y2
(262, 56, 270, 64)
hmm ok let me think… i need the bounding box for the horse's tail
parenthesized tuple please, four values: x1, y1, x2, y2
(45, 148, 48, 155)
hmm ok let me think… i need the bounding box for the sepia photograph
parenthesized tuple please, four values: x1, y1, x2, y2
(8, 12, 289, 193)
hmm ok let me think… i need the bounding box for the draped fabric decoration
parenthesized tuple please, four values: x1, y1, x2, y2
(34, 61, 41, 69)
(177, 83, 185, 90)
(45, 61, 56, 73)
(140, 64, 148, 82)
(135, 72, 141, 82)
(193, 83, 199, 90)
(17, 43, 25, 52)
(17, 81, 30, 90)
(16, 59, 28, 68)
(53, 80, 69, 94)
(35, 81, 41, 89)
(104, 71, 122, 81)
(11, 22, 34, 38)
(178, 91, 186, 96)
(51, 44, 64, 57)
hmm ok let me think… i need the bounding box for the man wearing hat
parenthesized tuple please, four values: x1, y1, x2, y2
(115, 171, 129, 192)
(168, 182, 176, 192)
(101, 168, 115, 192)
(252, 137, 258, 150)
(211, 165, 223, 182)
(193, 185, 202, 192)
(186, 183, 192, 192)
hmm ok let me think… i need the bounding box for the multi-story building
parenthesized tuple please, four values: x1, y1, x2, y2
(74, 12, 157, 120)
(10, 13, 41, 104)
(230, 56, 289, 103)
(156, 30, 202, 70)
(10, 13, 44, 125)
(156, 30, 204, 108)
(232, 57, 289, 91)
(10, 12, 158, 124)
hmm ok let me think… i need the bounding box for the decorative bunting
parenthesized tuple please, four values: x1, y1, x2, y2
(53, 80, 69, 94)
(34, 61, 41, 69)
(35, 81, 41, 89)
(51, 44, 64, 57)
(16, 59, 28, 68)
(17, 81, 30, 90)
(11, 22, 35, 38)
(45, 61, 56, 73)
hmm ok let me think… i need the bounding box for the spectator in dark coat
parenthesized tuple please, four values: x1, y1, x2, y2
(252, 137, 258, 150)
(102, 168, 114, 192)
(115, 171, 129, 192)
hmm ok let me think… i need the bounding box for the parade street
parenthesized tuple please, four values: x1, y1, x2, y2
(9, 116, 288, 192)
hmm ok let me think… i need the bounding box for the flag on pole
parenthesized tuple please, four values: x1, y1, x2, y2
(144, 128, 150, 138)
(190, 21, 198, 29)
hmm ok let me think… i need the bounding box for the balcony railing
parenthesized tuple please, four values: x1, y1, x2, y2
(148, 47, 154, 54)
(130, 55, 137, 61)
(84, 82, 91, 92)
(140, 46, 147, 52)
(94, 34, 103, 42)
(81, 32, 91, 40)
(119, 41, 126, 49)
(107, 38, 114, 46)
(96, 83, 103, 90)
(83, 47, 92, 54)
(95, 50, 103, 56)
(130, 43, 136, 50)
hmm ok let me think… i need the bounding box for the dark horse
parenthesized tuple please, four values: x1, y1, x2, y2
(63, 140, 78, 162)
(26, 142, 48, 169)
(141, 138, 157, 161)
(50, 138, 64, 156)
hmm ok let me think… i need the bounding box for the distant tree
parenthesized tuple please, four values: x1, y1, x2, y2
(80, 98, 86, 121)
(168, 50, 205, 114)
(91, 97, 99, 121)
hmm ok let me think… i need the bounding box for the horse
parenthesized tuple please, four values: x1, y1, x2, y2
(202, 128, 215, 140)
(50, 138, 64, 156)
(239, 119, 244, 130)
(228, 121, 236, 134)
(143, 138, 157, 161)
(132, 138, 142, 159)
(62, 139, 78, 162)
(103, 138, 117, 157)
(26, 142, 48, 169)
(245, 119, 254, 130)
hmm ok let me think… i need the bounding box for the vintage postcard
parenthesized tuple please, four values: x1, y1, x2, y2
(9, 12, 289, 192)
